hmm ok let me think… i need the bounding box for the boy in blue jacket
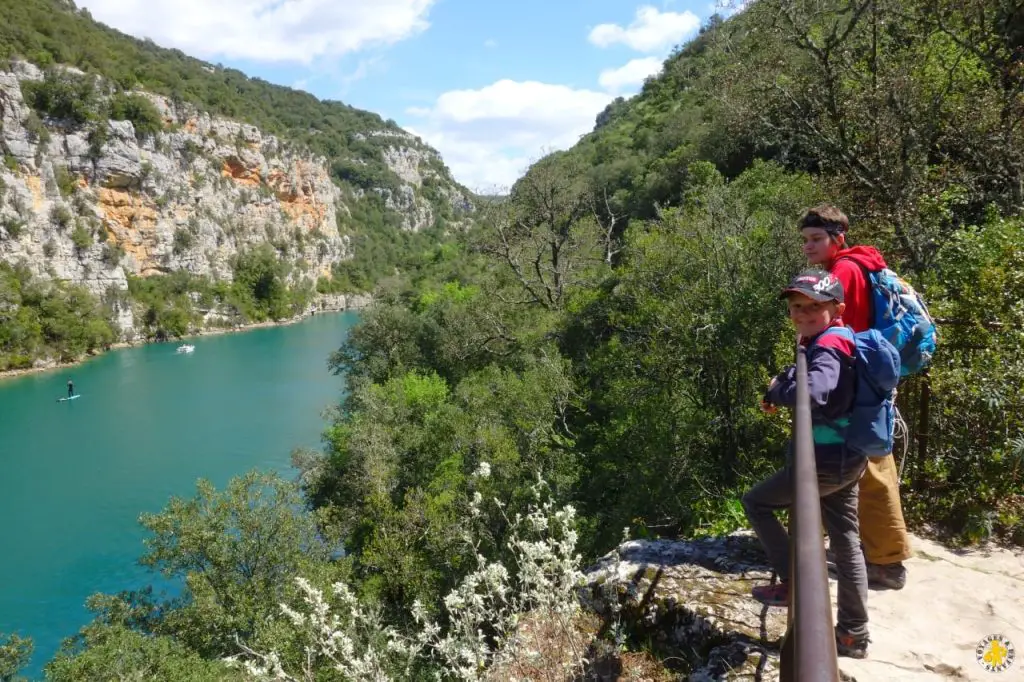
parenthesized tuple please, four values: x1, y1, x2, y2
(742, 268, 870, 658)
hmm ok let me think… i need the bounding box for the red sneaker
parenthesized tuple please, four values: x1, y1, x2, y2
(836, 630, 869, 658)
(752, 582, 790, 607)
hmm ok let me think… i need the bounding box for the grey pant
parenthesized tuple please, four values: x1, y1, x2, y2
(742, 454, 869, 639)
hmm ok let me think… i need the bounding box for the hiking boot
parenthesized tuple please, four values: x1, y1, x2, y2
(752, 582, 789, 607)
(867, 561, 906, 590)
(836, 630, 869, 659)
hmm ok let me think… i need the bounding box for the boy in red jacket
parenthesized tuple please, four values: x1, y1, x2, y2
(798, 204, 911, 590)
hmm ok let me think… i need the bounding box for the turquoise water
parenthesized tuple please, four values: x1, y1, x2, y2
(0, 311, 359, 677)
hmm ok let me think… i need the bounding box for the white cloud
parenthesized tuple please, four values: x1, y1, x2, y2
(484, 38, 498, 48)
(588, 5, 701, 53)
(76, 0, 436, 64)
(598, 57, 663, 92)
(711, 0, 753, 18)
(404, 80, 614, 192)
(338, 56, 385, 90)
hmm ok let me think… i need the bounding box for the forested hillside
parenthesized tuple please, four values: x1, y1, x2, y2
(0, 0, 473, 371)
(313, 0, 1023, 577)
(1, 0, 1022, 679)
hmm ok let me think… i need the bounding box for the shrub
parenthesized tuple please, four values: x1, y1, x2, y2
(71, 222, 93, 250)
(23, 111, 50, 144)
(172, 227, 193, 255)
(55, 165, 77, 197)
(102, 243, 124, 266)
(1, 217, 25, 239)
(107, 92, 163, 139)
(87, 124, 107, 161)
(21, 68, 100, 124)
(50, 204, 73, 228)
(227, 475, 587, 681)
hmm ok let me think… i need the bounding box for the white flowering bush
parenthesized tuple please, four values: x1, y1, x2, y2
(411, 475, 588, 680)
(225, 576, 417, 681)
(229, 470, 588, 681)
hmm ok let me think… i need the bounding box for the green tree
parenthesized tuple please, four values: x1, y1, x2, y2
(231, 244, 290, 321)
(45, 624, 238, 682)
(714, 0, 1024, 272)
(559, 161, 817, 550)
(898, 215, 1024, 542)
(304, 351, 578, 623)
(475, 152, 607, 310)
(0, 633, 32, 682)
(135, 471, 342, 657)
(21, 67, 100, 124)
(0, 264, 116, 368)
(107, 92, 163, 138)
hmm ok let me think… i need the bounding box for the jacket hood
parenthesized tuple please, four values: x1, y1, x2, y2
(832, 245, 887, 271)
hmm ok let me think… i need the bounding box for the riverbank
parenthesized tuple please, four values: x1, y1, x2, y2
(0, 310, 363, 676)
(0, 293, 371, 382)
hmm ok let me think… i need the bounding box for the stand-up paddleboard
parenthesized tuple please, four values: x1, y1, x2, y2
(57, 394, 81, 402)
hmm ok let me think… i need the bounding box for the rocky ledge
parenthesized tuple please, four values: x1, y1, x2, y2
(580, 531, 1024, 681)
(582, 532, 784, 680)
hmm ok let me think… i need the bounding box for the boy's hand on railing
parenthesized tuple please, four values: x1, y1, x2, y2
(760, 376, 780, 413)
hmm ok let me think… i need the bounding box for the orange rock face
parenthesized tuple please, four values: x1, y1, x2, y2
(91, 155, 338, 277)
(96, 188, 164, 275)
(25, 176, 45, 212)
(221, 157, 261, 186)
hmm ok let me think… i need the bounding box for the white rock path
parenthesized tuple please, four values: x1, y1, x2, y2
(836, 534, 1024, 681)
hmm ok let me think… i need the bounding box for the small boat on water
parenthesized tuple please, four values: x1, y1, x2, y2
(176, 344, 195, 354)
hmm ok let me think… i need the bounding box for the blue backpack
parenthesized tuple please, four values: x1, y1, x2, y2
(821, 326, 901, 457)
(839, 258, 937, 376)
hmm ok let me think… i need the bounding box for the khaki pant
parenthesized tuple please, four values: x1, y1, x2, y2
(859, 454, 912, 564)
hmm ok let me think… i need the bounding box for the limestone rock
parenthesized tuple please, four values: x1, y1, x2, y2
(382, 146, 425, 187)
(95, 120, 144, 188)
(582, 531, 1024, 681)
(581, 532, 785, 680)
(0, 71, 38, 168)
(310, 292, 375, 313)
(836, 534, 1024, 682)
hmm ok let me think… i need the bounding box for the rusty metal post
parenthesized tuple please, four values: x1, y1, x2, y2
(779, 342, 841, 682)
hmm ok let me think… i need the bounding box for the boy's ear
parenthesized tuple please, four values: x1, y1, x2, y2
(836, 302, 847, 317)
(833, 233, 846, 248)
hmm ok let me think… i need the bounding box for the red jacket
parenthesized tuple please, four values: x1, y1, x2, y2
(828, 246, 887, 333)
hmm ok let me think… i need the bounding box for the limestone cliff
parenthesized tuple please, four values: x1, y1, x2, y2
(362, 129, 472, 233)
(0, 61, 469, 342)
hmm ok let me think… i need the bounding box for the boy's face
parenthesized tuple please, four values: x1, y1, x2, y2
(786, 292, 845, 338)
(801, 227, 844, 265)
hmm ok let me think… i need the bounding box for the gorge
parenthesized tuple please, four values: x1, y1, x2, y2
(1, 0, 475, 370)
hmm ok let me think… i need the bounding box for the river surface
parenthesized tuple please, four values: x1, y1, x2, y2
(0, 311, 359, 677)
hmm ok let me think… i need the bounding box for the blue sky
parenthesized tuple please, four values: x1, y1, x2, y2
(75, 0, 734, 191)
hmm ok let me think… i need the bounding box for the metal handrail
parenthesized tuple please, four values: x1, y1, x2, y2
(779, 342, 841, 682)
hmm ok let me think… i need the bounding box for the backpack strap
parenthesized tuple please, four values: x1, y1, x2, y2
(813, 326, 857, 442)
(817, 325, 855, 359)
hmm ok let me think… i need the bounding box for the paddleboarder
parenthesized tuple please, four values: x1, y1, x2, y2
(67, 378, 74, 399)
